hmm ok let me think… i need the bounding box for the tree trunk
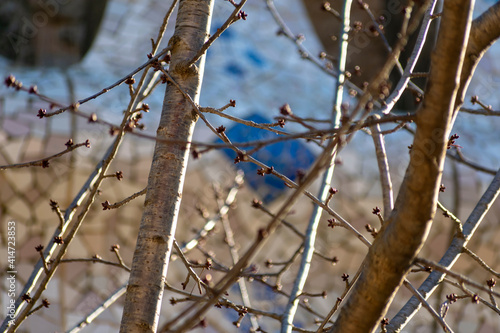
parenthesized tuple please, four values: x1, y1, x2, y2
(329, 1, 474, 332)
(119, 1, 214, 332)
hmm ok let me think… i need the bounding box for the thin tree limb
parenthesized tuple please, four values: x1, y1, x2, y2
(369, 115, 394, 220)
(280, 1, 350, 331)
(381, 1, 438, 114)
(387, 167, 500, 332)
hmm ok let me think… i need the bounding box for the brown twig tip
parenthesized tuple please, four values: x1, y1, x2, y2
(125, 77, 136, 85)
(53, 236, 64, 244)
(341, 273, 349, 282)
(192, 149, 200, 159)
(216, 125, 226, 133)
(279, 103, 292, 116)
(238, 10, 248, 20)
(42, 160, 50, 168)
(471, 95, 479, 104)
(258, 228, 269, 240)
(65, 139, 74, 148)
(439, 184, 446, 192)
(446, 293, 458, 304)
(229, 99, 236, 107)
(447, 134, 461, 149)
(251, 199, 262, 208)
(352, 20, 363, 32)
(234, 151, 247, 164)
(277, 118, 286, 128)
(381, 318, 389, 326)
(29, 85, 38, 94)
(35, 244, 44, 252)
(42, 299, 50, 308)
(487, 278, 496, 288)
(257, 166, 274, 176)
(4, 74, 16, 87)
(21, 294, 32, 303)
(37, 108, 47, 119)
(296, 34, 305, 43)
(353, 65, 362, 76)
(372, 206, 381, 215)
(109, 127, 119, 136)
(84, 139, 91, 148)
(110, 244, 120, 252)
(102, 200, 111, 210)
(329, 187, 338, 195)
(49, 199, 59, 211)
(327, 219, 336, 228)
(115, 171, 124, 181)
(162, 52, 171, 64)
(204, 258, 213, 270)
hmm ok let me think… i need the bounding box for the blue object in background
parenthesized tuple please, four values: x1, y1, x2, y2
(219, 113, 317, 203)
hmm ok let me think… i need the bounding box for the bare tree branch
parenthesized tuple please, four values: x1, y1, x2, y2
(330, 1, 474, 331)
(387, 167, 500, 332)
(281, 1, 350, 331)
(369, 115, 394, 220)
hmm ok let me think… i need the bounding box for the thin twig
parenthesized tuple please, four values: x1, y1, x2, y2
(281, 0, 350, 330)
(103, 188, 147, 210)
(181, 173, 243, 253)
(60, 257, 130, 271)
(460, 107, 500, 116)
(381, 0, 438, 114)
(173, 241, 207, 295)
(414, 257, 500, 299)
(403, 280, 454, 333)
(0, 141, 90, 170)
(187, 0, 248, 67)
(201, 106, 290, 135)
(437, 201, 464, 237)
(215, 182, 260, 330)
(66, 284, 127, 333)
(316, 263, 364, 332)
(463, 247, 500, 278)
(369, 115, 394, 220)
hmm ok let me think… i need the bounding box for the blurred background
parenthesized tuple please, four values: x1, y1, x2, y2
(1, 0, 500, 332)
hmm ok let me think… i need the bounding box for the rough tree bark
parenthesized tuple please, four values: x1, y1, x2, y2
(329, 1, 474, 332)
(119, 1, 214, 332)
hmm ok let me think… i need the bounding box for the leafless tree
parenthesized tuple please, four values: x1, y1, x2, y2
(1, 1, 500, 333)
